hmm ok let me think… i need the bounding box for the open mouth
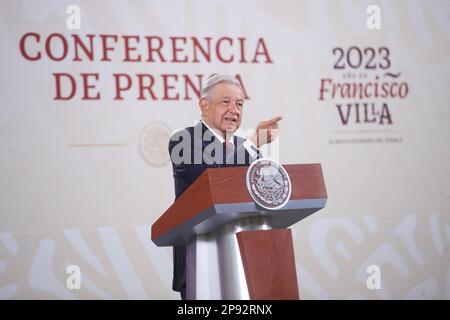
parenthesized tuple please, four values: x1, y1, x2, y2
(224, 117, 238, 123)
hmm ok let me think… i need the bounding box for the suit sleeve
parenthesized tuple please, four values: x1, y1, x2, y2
(243, 139, 262, 161)
(168, 131, 208, 198)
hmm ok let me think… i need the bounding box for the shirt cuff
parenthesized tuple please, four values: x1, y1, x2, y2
(243, 139, 262, 160)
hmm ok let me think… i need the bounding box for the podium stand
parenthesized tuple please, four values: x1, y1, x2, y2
(151, 163, 327, 300)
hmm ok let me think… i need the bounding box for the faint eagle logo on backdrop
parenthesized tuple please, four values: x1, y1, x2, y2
(246, 158, 292, 210)
(139, 122, 172, 167)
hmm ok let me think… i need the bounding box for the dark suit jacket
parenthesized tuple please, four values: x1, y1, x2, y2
(168, 121, 258, 291)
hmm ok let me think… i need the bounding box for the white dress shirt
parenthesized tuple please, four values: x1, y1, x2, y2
(201, 120, 261, 160)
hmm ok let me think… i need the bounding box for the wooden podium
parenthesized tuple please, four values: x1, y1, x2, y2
(151, 163, 327, 300)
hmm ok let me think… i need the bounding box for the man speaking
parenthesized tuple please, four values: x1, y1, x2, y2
(168, 74, 282, 299)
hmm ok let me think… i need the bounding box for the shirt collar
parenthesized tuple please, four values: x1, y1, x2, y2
(201, 120, 235, 145)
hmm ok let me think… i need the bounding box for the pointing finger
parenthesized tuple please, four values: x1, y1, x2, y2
(267, 116, 283, 124)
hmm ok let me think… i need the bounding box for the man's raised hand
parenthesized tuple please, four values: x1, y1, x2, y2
(249, 116, 283, 147)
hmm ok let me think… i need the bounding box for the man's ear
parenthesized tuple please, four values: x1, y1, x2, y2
(199, 97, 208, 117)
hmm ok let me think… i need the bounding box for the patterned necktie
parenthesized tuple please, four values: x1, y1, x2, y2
(223, 141, 234, 157)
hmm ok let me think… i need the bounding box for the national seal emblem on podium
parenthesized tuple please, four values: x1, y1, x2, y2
(246, 158, 292, 210)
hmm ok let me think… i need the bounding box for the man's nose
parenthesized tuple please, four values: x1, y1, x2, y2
(228, 102, 241, 114)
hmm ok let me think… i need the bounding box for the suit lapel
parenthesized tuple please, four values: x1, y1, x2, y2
(196, 121, 250, 166)
(198, 122, 222, 167)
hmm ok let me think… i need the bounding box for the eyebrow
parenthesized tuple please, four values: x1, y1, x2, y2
(220, 96, 243, 100)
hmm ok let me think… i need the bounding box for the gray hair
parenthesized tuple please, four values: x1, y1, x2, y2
(201, 74, 242, 99)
